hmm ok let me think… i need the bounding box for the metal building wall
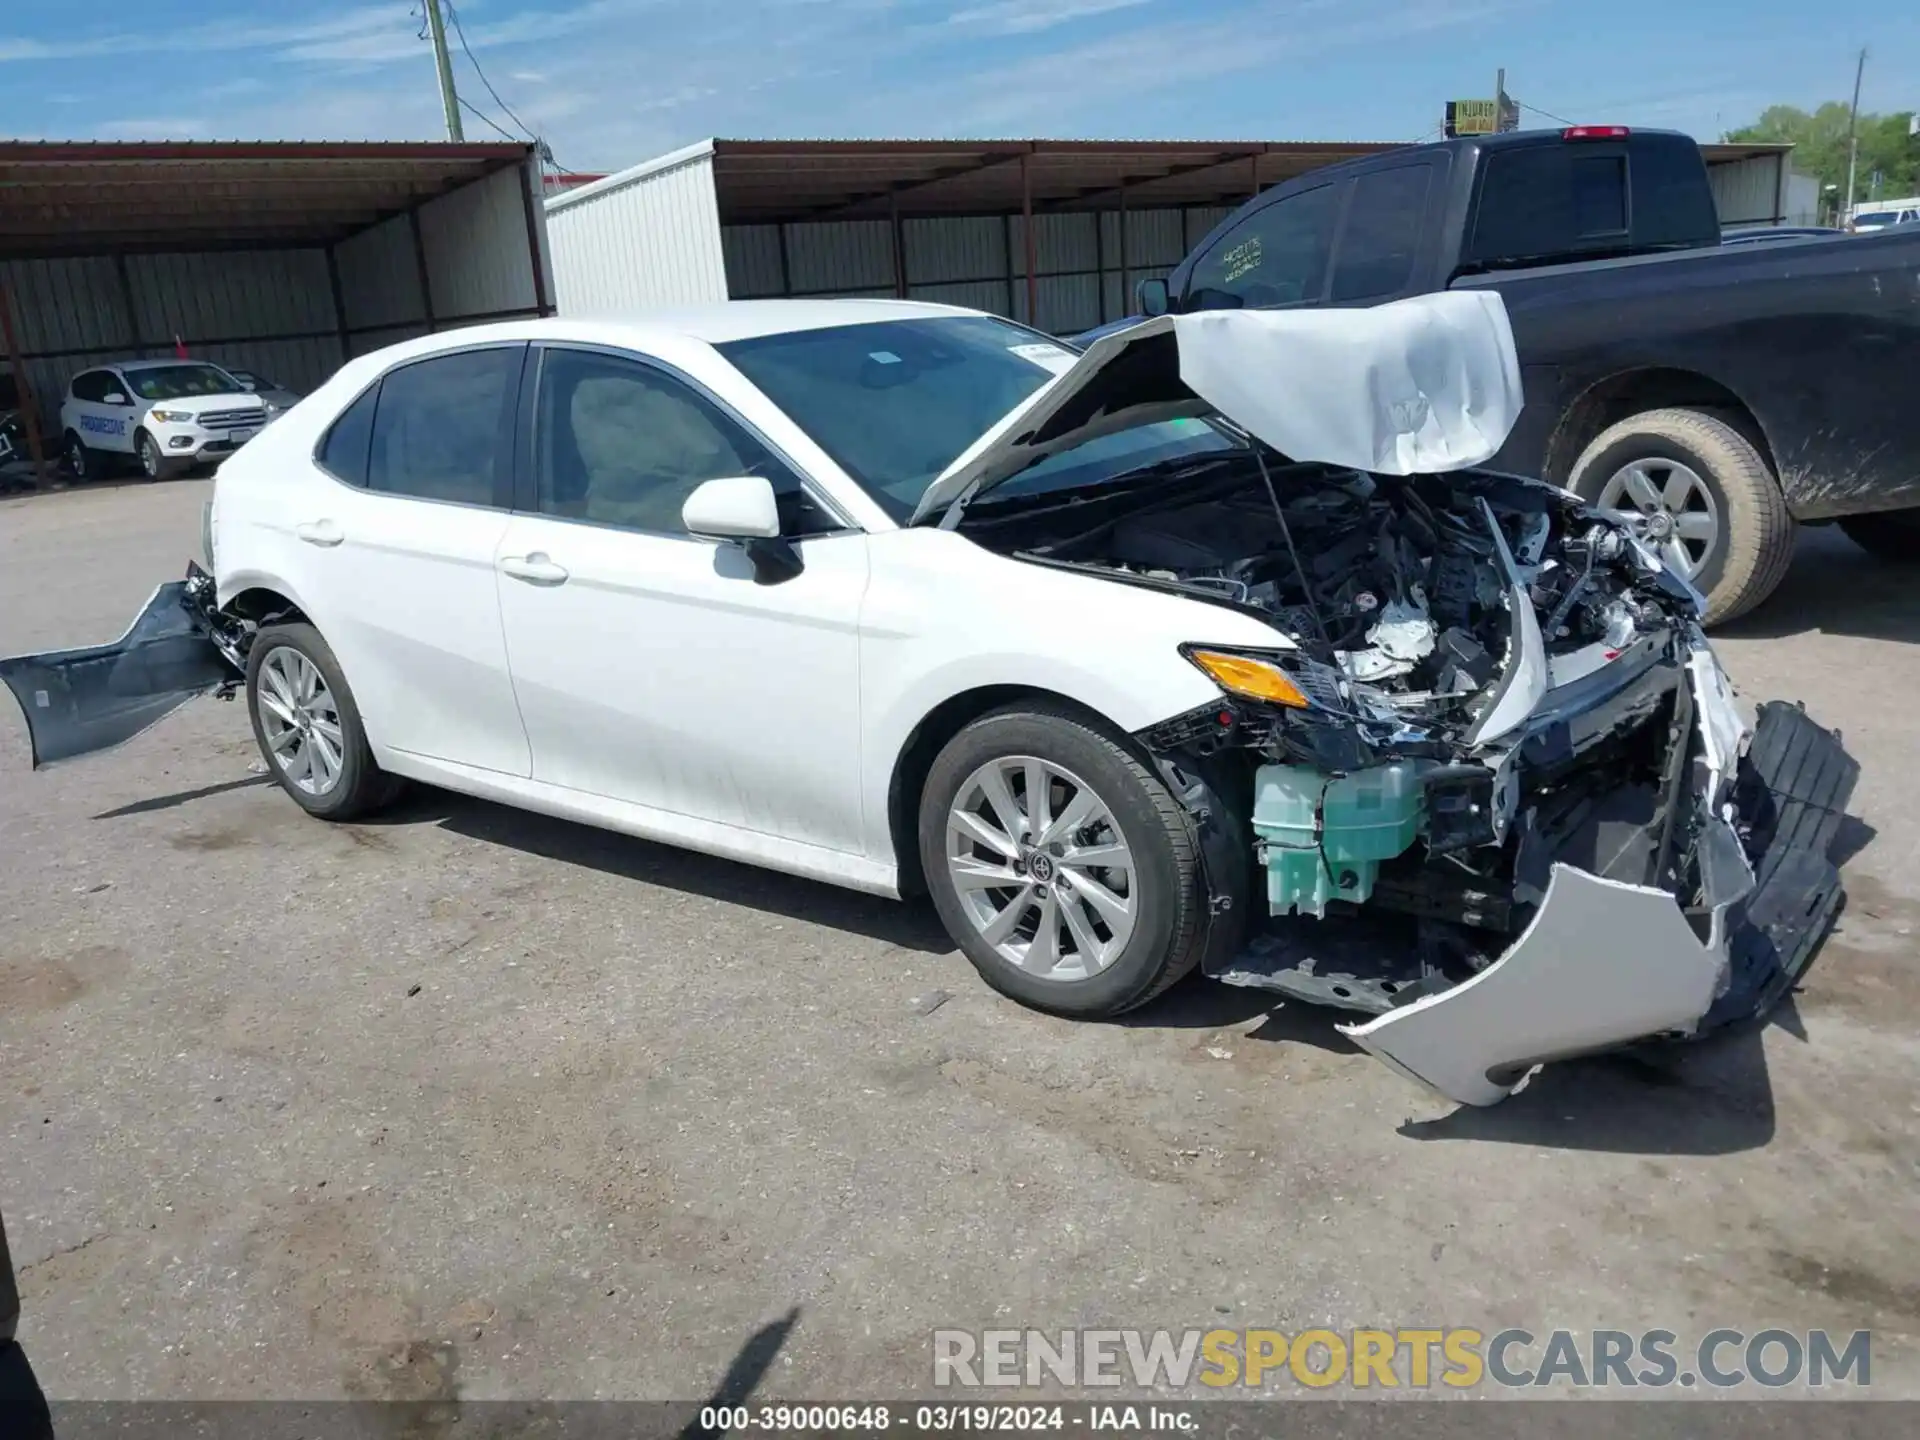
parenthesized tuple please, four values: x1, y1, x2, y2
(336, 156, 549, 356)
(1709, 154, 1790, 227)
(546, 140, 730, 315)
(718, 205, 1237, 337)
(3, 155, 550, 444)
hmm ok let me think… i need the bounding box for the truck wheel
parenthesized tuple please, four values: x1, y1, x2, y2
(1568, 407, 1795, 626)
(246, 623, 404, 821)
(1838, 507, 1920, 563)
(918, 703, 1206, 1018)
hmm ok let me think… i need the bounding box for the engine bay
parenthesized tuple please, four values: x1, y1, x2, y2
(963, 456, 1698, 747)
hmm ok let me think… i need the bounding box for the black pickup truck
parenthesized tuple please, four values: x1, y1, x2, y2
(1134, 126, 1920, 624)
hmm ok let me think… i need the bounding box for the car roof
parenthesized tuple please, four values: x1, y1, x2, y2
(101, 357, 235, 373)
(543, 297, 987, 345)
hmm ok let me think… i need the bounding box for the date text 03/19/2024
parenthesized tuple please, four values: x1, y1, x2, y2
(699, 1406, 1196, 1432)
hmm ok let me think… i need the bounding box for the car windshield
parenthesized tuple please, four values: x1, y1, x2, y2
(124, 364, 243, 401)
(719, 315, 1236, 521)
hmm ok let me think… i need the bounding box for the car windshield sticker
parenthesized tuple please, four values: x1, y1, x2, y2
(1009, 343, 1076, 376)
(868, 350, 903, 365)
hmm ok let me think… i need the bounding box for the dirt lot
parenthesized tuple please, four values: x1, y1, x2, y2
(3, 476, 1918, 1403)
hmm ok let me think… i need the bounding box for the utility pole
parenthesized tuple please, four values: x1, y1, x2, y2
(1844, 46, 1867, 220)
(425, 0, 464, 142)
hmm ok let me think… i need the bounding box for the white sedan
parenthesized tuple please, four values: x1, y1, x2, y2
(1, 298, 1856, 1106)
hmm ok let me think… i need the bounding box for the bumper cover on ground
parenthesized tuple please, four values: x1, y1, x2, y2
(1337, 701, 1858, 1106)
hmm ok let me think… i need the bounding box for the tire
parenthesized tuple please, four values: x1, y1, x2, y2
(1567, 406, 1796, 626)
(918, 703, 1206, 1018)
(1838, 507, 1920, 563)
(245, 622, 403, 821)
(64, 430, 92, 482)
(135, 429, 175, 481)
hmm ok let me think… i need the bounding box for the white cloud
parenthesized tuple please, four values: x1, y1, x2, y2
(946, 0, 1151, 36)
(94, 117, 212, 140)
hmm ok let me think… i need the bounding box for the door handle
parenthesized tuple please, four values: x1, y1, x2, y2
(295, 520, 344, 547)
(499, 553, 570, 586)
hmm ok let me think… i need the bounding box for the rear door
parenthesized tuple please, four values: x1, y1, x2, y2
(291, 343, 533, 777)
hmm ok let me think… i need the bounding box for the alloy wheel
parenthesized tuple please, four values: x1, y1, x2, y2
(255, 647, 346, 796)
(1597, 458, 1720, 581)
(945, 755, 1137, 982)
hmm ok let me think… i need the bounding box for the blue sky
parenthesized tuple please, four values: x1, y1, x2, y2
(1, 1, 1914, 171)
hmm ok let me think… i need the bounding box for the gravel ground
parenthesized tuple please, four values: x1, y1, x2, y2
(2, 477, 1917, 1403)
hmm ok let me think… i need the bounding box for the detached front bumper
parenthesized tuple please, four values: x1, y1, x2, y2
(1338, 696, 1858, 1106)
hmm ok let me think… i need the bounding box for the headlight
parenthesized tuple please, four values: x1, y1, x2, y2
(149, 408, 197, 423)
(1183, 646, 1310, 708)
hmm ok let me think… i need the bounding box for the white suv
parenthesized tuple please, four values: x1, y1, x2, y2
(59, 359, 269, 482)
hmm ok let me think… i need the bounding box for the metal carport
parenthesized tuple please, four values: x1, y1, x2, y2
(0, 139, 558, 483)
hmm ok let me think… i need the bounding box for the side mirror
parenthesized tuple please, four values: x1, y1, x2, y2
(103, 391, 129, 406)
(1136, 277, 1171, 316)
(681, 475, 781, 539)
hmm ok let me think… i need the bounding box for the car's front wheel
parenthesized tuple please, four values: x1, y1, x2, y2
(918, 703, 1207, 1018)
(246, 623, 402, 821)
(135, 430, 176, 481)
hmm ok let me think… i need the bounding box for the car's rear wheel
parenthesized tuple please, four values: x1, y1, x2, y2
(1838, 506, 1920, 562)
(64, 431, 93, 482)
(918, 703, 1206, 1018)
(246, 623, 402, 821)
(1568, 407, 1795, 626)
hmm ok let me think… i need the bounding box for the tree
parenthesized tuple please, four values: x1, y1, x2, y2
(1725, 103, 1920, 210)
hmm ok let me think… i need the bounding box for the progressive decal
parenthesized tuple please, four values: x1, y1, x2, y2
(80, 415, 126, 436)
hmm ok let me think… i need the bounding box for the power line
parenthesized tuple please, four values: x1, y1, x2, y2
(457, 96, 522, 144)
(1510, 95, 1578, 128)
(444, 0, 540, 143)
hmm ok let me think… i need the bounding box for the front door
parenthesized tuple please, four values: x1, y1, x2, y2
(493, 345, 868, 853)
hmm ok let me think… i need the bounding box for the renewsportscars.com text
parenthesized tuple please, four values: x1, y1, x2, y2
(931, 1327, 1873, 1391)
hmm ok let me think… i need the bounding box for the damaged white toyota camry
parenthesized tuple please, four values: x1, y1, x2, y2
(1, 295, 1858, 1106)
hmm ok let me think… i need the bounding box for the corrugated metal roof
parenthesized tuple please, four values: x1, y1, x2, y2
(0, 139, 533, 259)
(592, 136, 1795, 223)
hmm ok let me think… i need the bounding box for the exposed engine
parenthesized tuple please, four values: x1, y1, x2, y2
(966, 457, 1695, 747)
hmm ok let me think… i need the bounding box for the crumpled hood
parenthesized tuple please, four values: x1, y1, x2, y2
(911, 290, 1525, 524)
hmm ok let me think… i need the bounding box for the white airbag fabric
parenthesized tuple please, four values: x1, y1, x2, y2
(1173, 291, 1523, 476)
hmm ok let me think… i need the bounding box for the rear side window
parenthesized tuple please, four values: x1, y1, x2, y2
(1187, 184, 1340, 308)
(366, 347, 519, 507)
(1469, 148, 1628, 266)
(1331, 165, 1432, 302)
(316, 384, 379, 486)
(1467, 138, 1716, 268)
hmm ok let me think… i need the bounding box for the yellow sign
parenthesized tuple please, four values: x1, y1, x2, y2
(1449, 99, 1499, 135)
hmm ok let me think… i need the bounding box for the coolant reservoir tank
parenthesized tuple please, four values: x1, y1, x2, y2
(1252, 762, 1424, 918)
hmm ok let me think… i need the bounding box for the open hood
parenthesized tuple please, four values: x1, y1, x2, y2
(910, 290, 1525, 525)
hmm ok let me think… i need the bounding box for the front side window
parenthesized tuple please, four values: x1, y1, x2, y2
(1186, 185, 1340, 308)
(534, 348, 836, 537)
(366, 347, 518, 507)
(123, 364, 244, 401)
(70, 372, 109, 403)
(721, 316, 1235, 521)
